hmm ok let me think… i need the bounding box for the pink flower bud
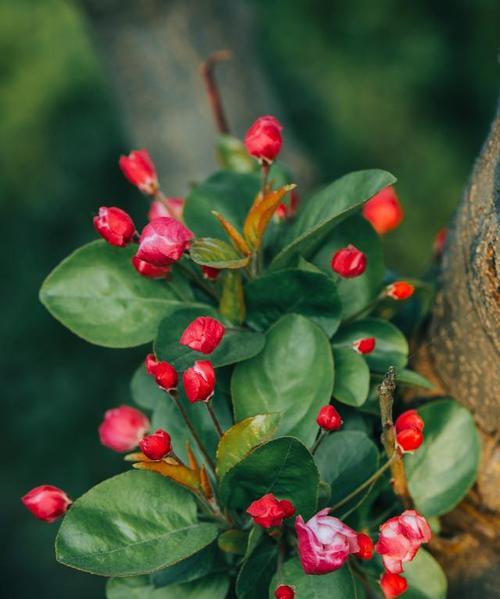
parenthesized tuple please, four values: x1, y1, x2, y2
(139, 429, 172, 460)
(183, 360, 216, 403)
(295, 508, 360, 574)
(202, 266, 220, 280)
(396, 428, 424, 453)
(148, 197, 185, 222)
(119, 149, 159, 195)
(433, 227, 448, 257)
(275, 189, 300, 221)
(137, 217, 193, 266)
(395, 410, 424, 434)
(246, 493, 296, 528)
(386, 281, 415, 300)
(354, 533, 374, 560)
(131, 256, 171, 279)
(375, 510, 431, 574)
(98, 405, 150, 452)
(316, 405, 343, 431)
(21, 485, 71, 523)
(380, 572, 408, 598)
(274, 585, 295, 599)
(145, 353, 178, 391)
(331, 244, 367, 278)
(352, 337, 376, 354)
(93, 206, 135, 247)
(244, 115, 283, 164)
(179, 316, 225, 354)
(362, 186, 404, 235)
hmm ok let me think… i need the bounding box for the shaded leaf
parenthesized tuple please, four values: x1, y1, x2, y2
(236, 536, 277, 599)
(219, 270, 246, 325)
(151, 543, 218, 587)
(333, 347, 370, 406)
(107, 573, 230, 599)
(218, 529, 248, 555)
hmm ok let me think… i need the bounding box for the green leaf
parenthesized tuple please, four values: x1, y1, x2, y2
(395, 368, 435, 390)
(151, 543, 218, 587)
(270, 169, 396, 270)
(405, 399, 480, 517)
(403, 549, 447, 599)
(333, 318, 408, 371)
(189, 238, 250, 269)
(155, 305, 265, 370)
(236, 536, 277, 599)
(106, 573, 230, 599)
(219, 437, 319, 519)
(216, 135, 257, 173)
(56, 471, 218, 576)
(232, 314, 334, 446)
(333, 348, 370, 406)
(311, 215, 384, 320)
(268, 558, 357, 598)
(218, 529, 248, 555)
(246, 269, 342, 336)
(131, 362, 165, 410)
(184, 171, 260, 239)
(39, 241, 183, 348)
(314, 431, 379, 509)
(216, 413, 281, 479)
(219, 270, 246, 325)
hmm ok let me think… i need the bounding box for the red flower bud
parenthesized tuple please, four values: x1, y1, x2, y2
(21, 485, 71, 523)
(331, 244, 367, 278)
(275, 189, 300, 221)
(131, 256, 171, 279)
(244, 115, 283, 163)
(352, 337, 376, 354)
(395, 409, 424, 434)
(137, 217, 193, 266)
(98, 405, 150, 452)
(246, 493, 296, 528)
(202, 266, 220, 280)
(433, 227, 448, 257)
(145, 353, 178, 391)
(274, 585, 295, 599)
(93, 206, 135, 247)
(316, 405, 343, 431)
(362, 186, 404, 235)
(148, 197, 185, 222)
(179, 316, 225, 354)
(183, 360, 216, 403)
(396, 427, 424, 453)
(380, 572, 408, 598)
(354, 533, 374, 560)
(386, 281, 415, 300)
(139, 429, 172, 460)
(119, 149, 159, 195)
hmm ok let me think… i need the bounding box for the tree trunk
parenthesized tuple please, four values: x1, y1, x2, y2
(79, 0, 312, 195)
(413, 102, 500, 598)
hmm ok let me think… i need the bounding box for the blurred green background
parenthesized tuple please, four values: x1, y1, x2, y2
(1, 0, 497, 597)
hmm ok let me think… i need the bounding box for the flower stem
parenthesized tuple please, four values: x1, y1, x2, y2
(176, 261, 219, 301)
(330, 455, 396, 513)
(199, 50, 232, 134)
(169, 391, 216, 476)
(311, 430, 327, 454)
(206, 401, 224, 439)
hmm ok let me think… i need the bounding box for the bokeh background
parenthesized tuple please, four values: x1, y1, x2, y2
(1, 0, 497, 597)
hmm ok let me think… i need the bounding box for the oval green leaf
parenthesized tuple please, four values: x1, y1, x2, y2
(219, 437, 319, 519)
(56, 471, 218, 576)
(270, 169, 396, 270)
(151, 543, 218, 587)
(39, 241, 184, 348)
(236, 536, 277, 599)
(246, 269, 342, 336)
(333, 348, 370, 406)
(403, 549, 447, 599)
(106, 573, 230, 599)
(268, 558, 358, 598)
(333, 318, 408, 372)
(216, 413, 281, 479)
(311, 215, 384, 320)
(189, 237, 250, 269)
(232, 314, 334, 446)
(405, 399, 480, 517)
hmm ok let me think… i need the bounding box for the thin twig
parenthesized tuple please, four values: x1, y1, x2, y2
(311, 430, 327, 454)
(199, 50, 232, 134)
(169, 390, 216, 475)
(206, 401, 224, 439)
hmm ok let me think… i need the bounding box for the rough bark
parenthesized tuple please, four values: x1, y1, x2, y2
(79, 0, 312, 195)
(413, 103, 500, 598)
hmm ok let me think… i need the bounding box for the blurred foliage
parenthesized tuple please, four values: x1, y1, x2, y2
(0, 0, 497, 597)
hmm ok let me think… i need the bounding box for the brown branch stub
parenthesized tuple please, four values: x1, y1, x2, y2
(378, 367, 412, 508)
(199, 50, 232, 135)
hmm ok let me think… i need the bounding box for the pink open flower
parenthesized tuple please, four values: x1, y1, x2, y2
(98, 405, 150, 452)
(375, 510, 431, 574)
(295, 508, 360, 574)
